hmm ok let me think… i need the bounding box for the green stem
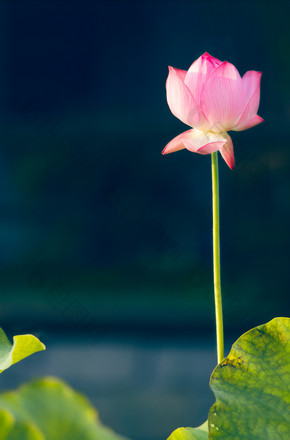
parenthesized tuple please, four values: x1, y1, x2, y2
(211, 152, 224, 364)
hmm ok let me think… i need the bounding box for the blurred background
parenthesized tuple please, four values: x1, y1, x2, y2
(0, 1, 289, 439)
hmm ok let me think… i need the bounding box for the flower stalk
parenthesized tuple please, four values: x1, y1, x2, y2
(211, 151, 224, 364)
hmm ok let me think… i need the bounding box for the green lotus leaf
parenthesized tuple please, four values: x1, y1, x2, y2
(4, 421, 44, 440)
(209, 317, 290, 439)
(0, 408, 43, 440)
(167, 421, 208, 439)
(0, 409, 14, 439)
(0, 377, 129, 440)
(0, 329, 45, 373)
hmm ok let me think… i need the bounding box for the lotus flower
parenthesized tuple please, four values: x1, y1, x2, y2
(162, 52, 263, 169)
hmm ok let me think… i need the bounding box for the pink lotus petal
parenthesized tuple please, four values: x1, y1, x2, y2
(185, 52, 222, 104)
(187, 52, 222, 73)
(196, 141, 226, 155)
(242, 70, 262, 103)
(219, 133, 235, 169)
(186, 130, 227, 154)
(162, 129, 227, 156)
(203, 52, 222, 68)
(200, 61, 245, 132)
(166, 66, 201, 127)
(162, 129, 191, 155)
(232, 71, 262, 130)
(232, 114, 264, 132)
